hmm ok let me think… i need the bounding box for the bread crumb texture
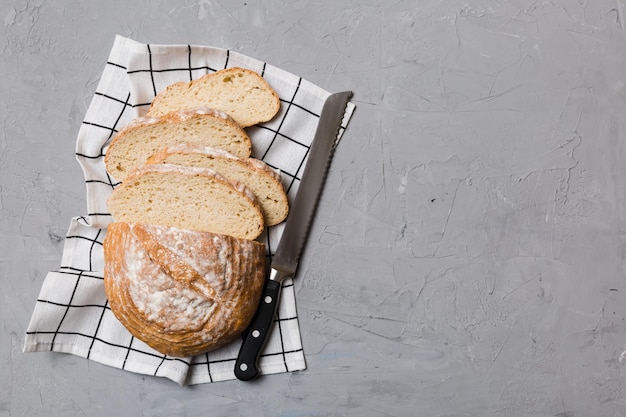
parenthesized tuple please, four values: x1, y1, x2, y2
(147, 144, 288, 226)
(147, 67, 281, 127)
(107, 164, 265, 240)
(104, 107, 252, 182)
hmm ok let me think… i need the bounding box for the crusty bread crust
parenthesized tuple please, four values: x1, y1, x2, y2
(146, 67, 281, 127)
(104, 107, 252, 182)
(103, 222, 266, 357)
(147, 144, 289, 226)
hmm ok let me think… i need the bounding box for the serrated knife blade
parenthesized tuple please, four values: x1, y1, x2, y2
(234, 90, 353, 381)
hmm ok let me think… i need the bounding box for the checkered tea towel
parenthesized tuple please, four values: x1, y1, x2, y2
(23, 35, 355, 385)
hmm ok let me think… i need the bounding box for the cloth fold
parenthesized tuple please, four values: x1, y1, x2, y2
(23, 35, 355, 385)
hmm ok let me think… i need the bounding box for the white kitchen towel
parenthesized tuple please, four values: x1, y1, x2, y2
(23, 35, 355, 385)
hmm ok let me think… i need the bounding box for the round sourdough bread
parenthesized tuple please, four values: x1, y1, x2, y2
(146, 67, 281, 127)
(106, 164, 265, 240)
(104, 107, 252, 182)
(147, 144, 289, 226)
(103, 222, 266, 357)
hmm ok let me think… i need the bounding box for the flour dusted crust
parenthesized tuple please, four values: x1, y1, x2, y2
(146, 67, 281, 127)
(147, 144, 289, 226)
(103, 222, 266, 357)
(104, 106, 252, 182)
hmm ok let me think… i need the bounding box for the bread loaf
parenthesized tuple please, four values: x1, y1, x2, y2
(104, 107, 252, 182)
(103, 222, 266, 357)
(107, 164, 265, 240)
(147, 67, 281, 127)
(102, 67, 288, 358)
(147, 144, 289, 226)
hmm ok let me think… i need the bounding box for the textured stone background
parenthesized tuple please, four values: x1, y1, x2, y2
(3, 0, 626, 416)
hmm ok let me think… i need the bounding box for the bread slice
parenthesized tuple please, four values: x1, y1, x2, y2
(107, 164, 264, 240)
(146, 67, 281, 127)
(104, 107, 252, 182)
(104, 222, 266, 357)
(147, 144, 289, 226)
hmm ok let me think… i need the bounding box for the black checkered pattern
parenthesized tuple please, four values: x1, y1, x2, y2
(24, 35, 354, 385)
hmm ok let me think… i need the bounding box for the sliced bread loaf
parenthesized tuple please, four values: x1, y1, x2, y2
(104, 107, 252, 182)
(146, 67, 281, 127)
(147, 144, 289, 226)
(107, 164, 264, 240)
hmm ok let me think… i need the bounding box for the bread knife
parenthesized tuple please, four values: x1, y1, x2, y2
(234, 90, 353, 381)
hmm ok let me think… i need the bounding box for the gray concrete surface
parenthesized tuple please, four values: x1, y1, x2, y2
(3, 0, 626, 415)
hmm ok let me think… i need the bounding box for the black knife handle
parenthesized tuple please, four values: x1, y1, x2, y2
(235, 279, 282, 381)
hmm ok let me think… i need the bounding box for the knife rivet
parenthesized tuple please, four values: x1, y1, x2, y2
(252, 330, 260, 338)
(264, 296, 272, 304)
(239, 363, 248, 371)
